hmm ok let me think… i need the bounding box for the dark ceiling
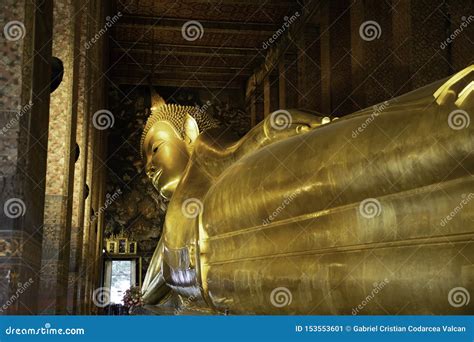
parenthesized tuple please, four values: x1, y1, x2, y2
(110, 0, 302, 89)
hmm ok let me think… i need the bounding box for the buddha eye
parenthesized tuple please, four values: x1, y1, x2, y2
(153, 146, 159, 153)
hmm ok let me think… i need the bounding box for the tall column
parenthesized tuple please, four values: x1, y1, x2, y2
(320, 0, 353, 116)
(447, 0, 474, 71)
(79, 125, 96, 314)
(38, 0, 82, 314)
(78, 0, 109, 314)
(350, 0, 398, 109)
(284, 53, 299, 109)
(392, 0, 451, 93)
(67, 0, 91, 314)
(0, 0, 53, 314)
(278, 60, 287, 109)
(249, 92, 257, 128)
(263, 75, 271, 118)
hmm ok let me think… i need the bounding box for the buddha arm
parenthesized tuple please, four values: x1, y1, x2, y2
(141, 237, 170, 304)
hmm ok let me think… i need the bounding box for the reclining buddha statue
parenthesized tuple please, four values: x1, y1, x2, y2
(141, 66, 473, 314)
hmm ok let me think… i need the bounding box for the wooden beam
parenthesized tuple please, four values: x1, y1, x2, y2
(118, 15, 279, 35)
(111, 76, 243, 89)
(112, 41, 262, 52)
(111, 64, 253, 75)
(111, 46, 261, 59)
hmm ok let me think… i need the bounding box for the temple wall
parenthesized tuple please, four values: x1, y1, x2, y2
(246, 0, 474, 124)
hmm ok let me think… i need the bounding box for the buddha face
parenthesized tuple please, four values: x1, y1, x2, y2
(142, 121, 191, 200)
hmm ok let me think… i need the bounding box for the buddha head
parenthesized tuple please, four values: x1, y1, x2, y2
(141, 94, 219, 200)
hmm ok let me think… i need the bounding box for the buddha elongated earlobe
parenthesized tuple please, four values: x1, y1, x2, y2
(183, 114, 200, 145)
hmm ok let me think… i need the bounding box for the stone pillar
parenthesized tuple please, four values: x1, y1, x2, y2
(320, 0, 354, 116)
(38, 0, 82, 314)
(296, 28, 320, 111)
(77, 0, 109, 314)
(284, 53, 299, 109)
(447, 0, 474, 71)
(249, 92, 257, 128)
(392, 0, 451, 93)
(270, 72, 279, 112)
(278, 60, 287, 109)
(0, 0, 53, 314)
(263, 75, 271, 118)
(255, 85, 264, 124)
(350, 0, 397, 109)
(67, 0, 91, 315)
(79, 125, 96, 314)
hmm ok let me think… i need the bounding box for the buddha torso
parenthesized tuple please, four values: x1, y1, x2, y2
(143, 66, 474, 314)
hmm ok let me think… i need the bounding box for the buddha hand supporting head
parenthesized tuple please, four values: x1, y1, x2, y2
(141, 102, 219, 200)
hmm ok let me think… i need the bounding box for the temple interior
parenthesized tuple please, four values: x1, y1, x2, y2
(1, 0, 473, 315)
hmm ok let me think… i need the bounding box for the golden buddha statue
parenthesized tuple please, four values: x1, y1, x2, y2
(141, 66, 473, 314)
